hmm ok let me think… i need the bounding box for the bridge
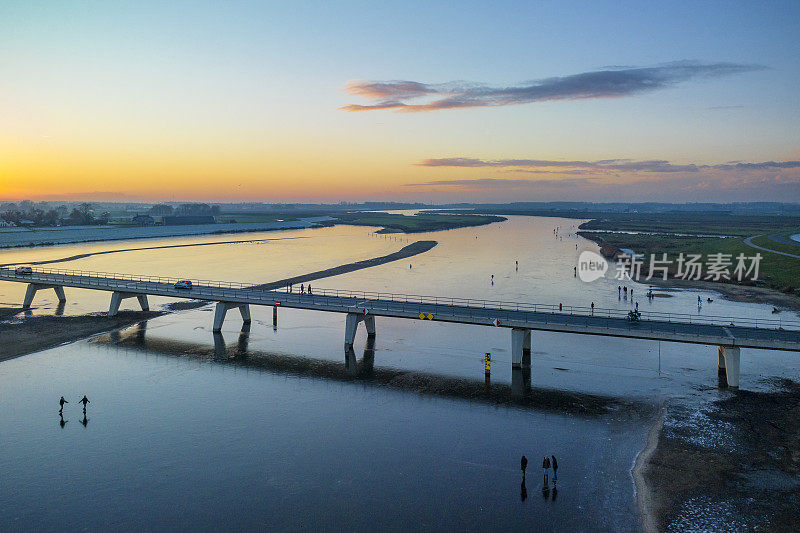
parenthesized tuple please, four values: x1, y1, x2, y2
(2, 266, 800, 388)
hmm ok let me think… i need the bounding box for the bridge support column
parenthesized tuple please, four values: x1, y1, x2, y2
(213, 302, 252, 332)
(511, 366, 531, 398)
(511, 328, 531, 368)
(717, 346, 726, 377)
(344, 312, 375, 350)
(108, 292, 150, 316)
(23, 283, 66, 309)
(364, 315, 376, 336)
(717, 345, 741, 388)
(345, 335, 376, 377)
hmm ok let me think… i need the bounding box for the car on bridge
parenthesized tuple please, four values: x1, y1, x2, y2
(174, 280, 193, 290)
(15, 266, 32, 275)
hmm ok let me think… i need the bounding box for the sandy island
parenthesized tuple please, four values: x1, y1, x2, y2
(0, 309, 164, 362)
(251, 240, 437, 290)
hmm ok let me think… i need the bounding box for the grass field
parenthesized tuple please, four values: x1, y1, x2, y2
(749, 234, 800, 256)
(215, 213, 300, 223)
(572, 212, 800, 294)
(581, 232, 800, 293)
(333, 212, 507, 233)
(578, 213, 800, 237)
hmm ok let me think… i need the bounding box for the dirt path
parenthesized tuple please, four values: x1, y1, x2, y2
(767, 232, 800, 248)
(743, 234, 800, 259)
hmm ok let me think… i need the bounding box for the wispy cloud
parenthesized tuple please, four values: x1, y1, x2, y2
(417, 157, 800, 173)
(405, 177, 597, 189)
(711, 161, 800, 170)
(402, 173, 800, 202)
(341, 61, 766, 112)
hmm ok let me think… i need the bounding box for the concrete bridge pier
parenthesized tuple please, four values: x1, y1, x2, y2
(344, 312, 375, 350)
(213, 332, 227, 358)
(511, 366, 532, 398)
(511, 328, 532, 368)
(718, 346, 727, 377)
(213, 302, 252, 332)
(22, 283, 66, 309)
(108, 292, 150, 316)
(345, 335, 376, 377)
(238, 323, 251, 354)
(717, 345, 741, 388)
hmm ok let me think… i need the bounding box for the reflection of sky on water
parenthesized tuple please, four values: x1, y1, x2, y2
(1, 333, 643, 531)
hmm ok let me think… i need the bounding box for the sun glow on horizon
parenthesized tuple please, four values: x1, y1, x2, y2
(1, 2, 798, 203)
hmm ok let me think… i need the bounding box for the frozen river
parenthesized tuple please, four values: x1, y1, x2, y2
(2, 216, 797, 531)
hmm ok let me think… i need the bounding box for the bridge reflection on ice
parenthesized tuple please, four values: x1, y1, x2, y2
(97, 322, 651, 418)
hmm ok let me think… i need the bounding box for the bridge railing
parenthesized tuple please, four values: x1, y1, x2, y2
(1, 266, 799, 331)
(272, 286, 800, 331)
(0, 266, 253, 290)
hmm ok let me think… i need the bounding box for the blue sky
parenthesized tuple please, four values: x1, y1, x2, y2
(1, 1, 799, 202)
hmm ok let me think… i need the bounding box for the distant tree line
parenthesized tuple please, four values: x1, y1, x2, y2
(0, 201, 109, 227)
(148, 203, 220, 216)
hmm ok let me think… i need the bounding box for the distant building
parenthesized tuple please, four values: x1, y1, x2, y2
(0, 220, 13, 227)
(163, 215, 216, 226)
(132, 214, 155, 226)
(17, 219, 35, 227)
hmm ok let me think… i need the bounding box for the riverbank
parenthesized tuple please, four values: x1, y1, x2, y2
(635, 379, 800, 531)
(0, 212, 509, 249)
(0, 236, 309, 268)
(634, 409, 664, 533)
(0, 217, 331, 248)
(0, 310, 163, 362)
(580, 231, 800, 311)
(641, 277, 800, 312)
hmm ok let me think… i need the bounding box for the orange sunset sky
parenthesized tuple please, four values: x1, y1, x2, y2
(2, 2, 799, 203)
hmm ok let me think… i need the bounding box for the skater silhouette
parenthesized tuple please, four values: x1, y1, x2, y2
(542, 456, 550, 485)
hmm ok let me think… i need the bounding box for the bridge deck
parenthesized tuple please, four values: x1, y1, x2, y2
(2, 268, 799, 351)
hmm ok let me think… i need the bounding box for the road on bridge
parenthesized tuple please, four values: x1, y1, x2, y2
(2, 267, 799, 352)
